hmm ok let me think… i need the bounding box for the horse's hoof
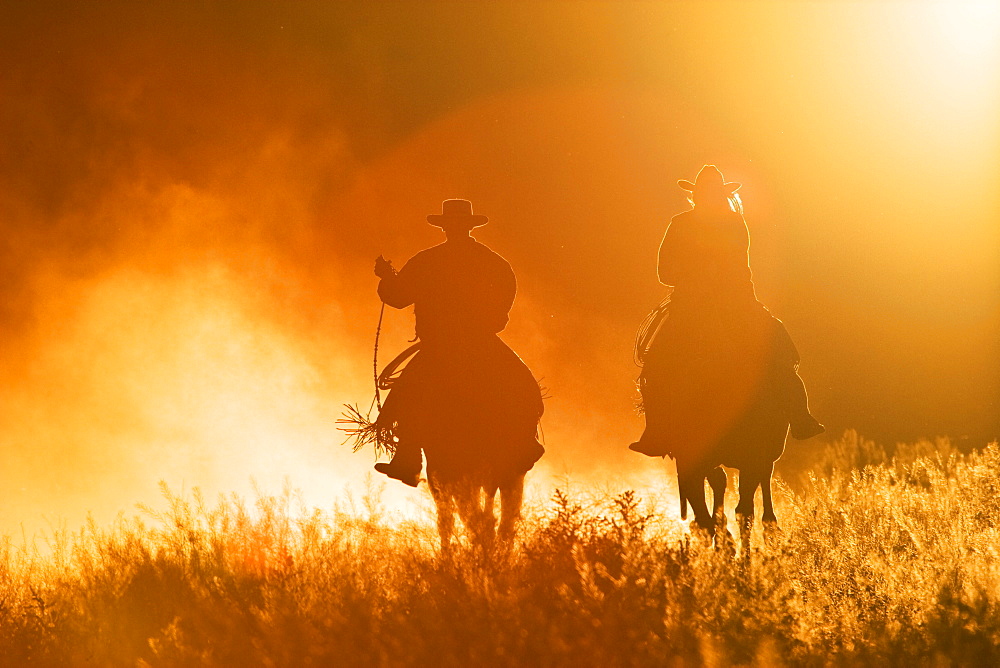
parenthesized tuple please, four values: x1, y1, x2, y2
(763, 521, 782, 549)
(688, 520, 716, 546)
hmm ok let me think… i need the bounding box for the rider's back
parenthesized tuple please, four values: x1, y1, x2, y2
(378, 238, 516, 344)
(657, 207, 756, 308)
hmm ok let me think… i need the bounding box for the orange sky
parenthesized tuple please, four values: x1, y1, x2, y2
(0, 2, 997, 535)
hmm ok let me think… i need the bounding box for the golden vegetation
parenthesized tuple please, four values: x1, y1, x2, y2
(1, 433, 999, 666)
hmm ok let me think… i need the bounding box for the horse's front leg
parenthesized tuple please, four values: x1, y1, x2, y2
(707, 466, 727, 523)
(707, 466, 733, 554)
(735, 468, 762, 556)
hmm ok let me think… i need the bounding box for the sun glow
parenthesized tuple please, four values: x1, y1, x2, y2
(898, 2, 1000, 105)
(928, 2, 1000, 60)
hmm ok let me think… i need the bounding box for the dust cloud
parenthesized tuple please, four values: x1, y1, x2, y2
(0, 5, 662, 536)
(0, 4, 395, 535)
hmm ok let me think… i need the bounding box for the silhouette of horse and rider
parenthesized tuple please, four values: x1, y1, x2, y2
(631, 165, 822, 547)
(370, 198, 544, 550)
(354, 166, 823, 550)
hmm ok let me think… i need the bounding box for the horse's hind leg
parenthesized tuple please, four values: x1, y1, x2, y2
(428, 475, 456, 554)
(498, 474, 525, 547)
(455, 481, 494, 550)
(760, 462, 782, 548)
(735, 468, 761, 555)
(760, 462, 777, 523)
(478, 485, 498, 549)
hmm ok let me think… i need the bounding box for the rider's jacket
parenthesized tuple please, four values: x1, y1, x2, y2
(377, 237, 516, 343)
(657, 207, 757, 307)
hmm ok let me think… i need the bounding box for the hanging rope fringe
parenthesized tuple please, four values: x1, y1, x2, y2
(339, 301, 403, 457)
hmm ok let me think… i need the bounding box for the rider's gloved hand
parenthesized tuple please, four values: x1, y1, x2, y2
(374, 255, 396, 279)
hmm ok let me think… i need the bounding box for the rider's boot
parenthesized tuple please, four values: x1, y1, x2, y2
(782, 367, 825, 440)
(516, 433, 545, 471)
(790, 414, 825, 440)
(374, 441, 422, 487)
(629, 420, 669, 457)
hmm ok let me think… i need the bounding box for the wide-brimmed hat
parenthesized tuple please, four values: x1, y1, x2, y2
(677, 165, 741, 194)
(427, 199, 489, 228)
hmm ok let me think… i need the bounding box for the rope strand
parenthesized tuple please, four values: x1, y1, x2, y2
(373, 301, 386, 410)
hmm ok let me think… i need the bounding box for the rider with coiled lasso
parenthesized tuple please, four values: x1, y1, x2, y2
(371, 199, 544, 488)
(631, 165, 823, 463)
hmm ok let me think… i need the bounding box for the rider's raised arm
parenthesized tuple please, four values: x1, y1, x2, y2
(377, 257, 418, 309)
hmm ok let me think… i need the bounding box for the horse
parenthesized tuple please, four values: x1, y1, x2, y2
(676, 452, 784, 552)
(383, 339, 544, 554)
(637, 303, 792, 552)
(415, 411, 542, 553)
(669, 360, 790, 552)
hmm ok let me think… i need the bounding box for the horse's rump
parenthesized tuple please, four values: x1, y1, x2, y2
(382, 335, 544, 482)
(640, 300, 794, 467)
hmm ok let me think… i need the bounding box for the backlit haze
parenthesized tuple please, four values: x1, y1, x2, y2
(1, 2, 997, 537)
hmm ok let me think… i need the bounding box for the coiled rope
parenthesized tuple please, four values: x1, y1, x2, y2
(633, 290, 673, 367)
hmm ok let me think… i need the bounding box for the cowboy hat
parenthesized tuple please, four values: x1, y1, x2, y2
(677, 165, 741, 193)
(427, 199, 489, 228)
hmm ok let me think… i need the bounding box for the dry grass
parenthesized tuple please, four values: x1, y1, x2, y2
(1, 433, 999, 666)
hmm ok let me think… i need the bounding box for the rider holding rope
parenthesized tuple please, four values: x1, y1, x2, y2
(372, 199, 544, 487)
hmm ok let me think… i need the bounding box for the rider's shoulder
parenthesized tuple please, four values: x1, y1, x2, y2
(411, 239, 508, 265)
(668, 209, 697, 229)
(452, 238, 509, 262)
(672, 208, 744, 225)
(476, 241, 514, 270)
(407, 241, 449, 262)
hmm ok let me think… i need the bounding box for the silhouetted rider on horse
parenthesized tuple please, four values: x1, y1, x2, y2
(631, 165, 823, 460)
(372, 199, 544, 487)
